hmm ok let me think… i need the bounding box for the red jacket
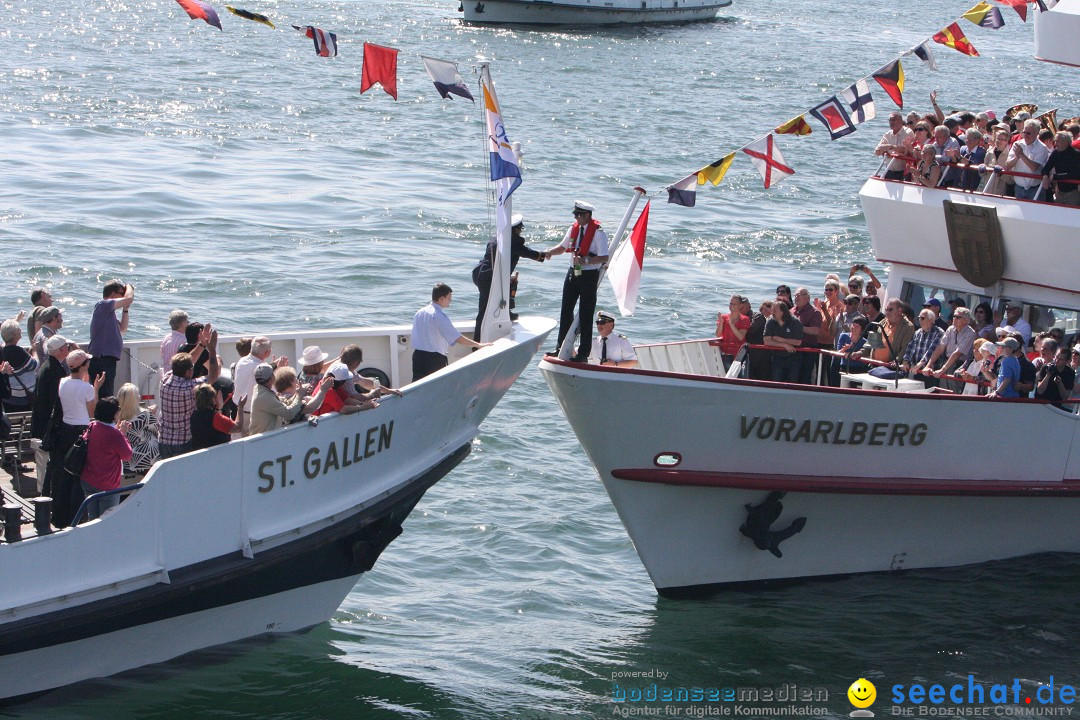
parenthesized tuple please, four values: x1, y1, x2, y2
(81, 421, 134, 492)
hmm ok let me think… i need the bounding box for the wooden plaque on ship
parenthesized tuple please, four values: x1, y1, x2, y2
(943, 200, 1004, 288)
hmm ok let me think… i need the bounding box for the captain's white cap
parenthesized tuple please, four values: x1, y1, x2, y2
(511, 213, 524, 227)
(573, 200, 595, 213)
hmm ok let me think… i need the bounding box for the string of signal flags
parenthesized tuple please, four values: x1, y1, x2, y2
(173, 0, 477, 102)
(661, 0, 1060, 209)
(175, 0, 1058, 206)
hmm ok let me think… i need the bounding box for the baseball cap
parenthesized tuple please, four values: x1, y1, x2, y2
(253, 363, 275, 383)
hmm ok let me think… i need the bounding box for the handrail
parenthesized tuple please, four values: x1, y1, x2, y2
(72, 482, 145, 527)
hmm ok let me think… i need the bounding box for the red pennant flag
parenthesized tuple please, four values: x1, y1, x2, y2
(872, 60, 905, 109)
(361, 43, 399, 100)
(993, 0, 1027, 21)
(175, 0, 222, 29)
(933, 22, 980, 56)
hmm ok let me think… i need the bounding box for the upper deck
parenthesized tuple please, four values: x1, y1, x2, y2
(858, 177, 1079, 310)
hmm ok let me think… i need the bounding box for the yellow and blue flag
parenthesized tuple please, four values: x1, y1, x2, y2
(962, 2, 1005, 28)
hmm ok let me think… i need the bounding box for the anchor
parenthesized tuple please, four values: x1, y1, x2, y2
(474, 1, 485, 12)
(738, 491, 806, 558)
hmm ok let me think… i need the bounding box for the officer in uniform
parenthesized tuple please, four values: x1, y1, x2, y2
(545, 201, 610, 361)
(590, 310, 638, 368)
(471, 213, 545, 342)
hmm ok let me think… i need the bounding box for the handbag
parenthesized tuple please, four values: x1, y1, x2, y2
(10, 370, 34, 409)
(64, 424, 92, 477)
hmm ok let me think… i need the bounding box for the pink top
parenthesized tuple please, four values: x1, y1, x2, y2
(81, 421, 134, 492)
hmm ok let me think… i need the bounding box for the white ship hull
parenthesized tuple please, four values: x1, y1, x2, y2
(1034, 0, 1080, 67)
(0, 317, 554, 699)
(462, 0, 730, 25)
(540, 359, 1080, 595)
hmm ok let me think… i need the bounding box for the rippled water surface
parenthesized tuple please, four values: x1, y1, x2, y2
(3, 0, 1079, 716)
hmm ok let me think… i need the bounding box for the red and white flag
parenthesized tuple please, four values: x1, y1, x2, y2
(608, 202, 649, 316)
(742, 135, 794, 189)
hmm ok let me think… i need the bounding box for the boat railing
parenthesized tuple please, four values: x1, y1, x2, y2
(874, 152, 1080, 207)
(71, 483, 146, 528)
(633, 340, 1078, 410)
(634, 337, 729, 377)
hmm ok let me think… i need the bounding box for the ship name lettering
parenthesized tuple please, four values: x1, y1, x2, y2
(302, 421, 394, 480)
(739, 416, 926, 446)
(257, 422, 394, 493)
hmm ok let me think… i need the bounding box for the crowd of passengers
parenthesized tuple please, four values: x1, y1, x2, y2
(1, 281, 398, 528)
(873, 95, 1080, 205)
(713, 266, 1080, 410)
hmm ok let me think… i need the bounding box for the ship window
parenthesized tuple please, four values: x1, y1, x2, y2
(999, 301, 1080, 348)
(654, 452, 682, 467)
(899, 282, 989, 314)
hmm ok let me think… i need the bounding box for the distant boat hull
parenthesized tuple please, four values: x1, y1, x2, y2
(462, 0, 731, 25)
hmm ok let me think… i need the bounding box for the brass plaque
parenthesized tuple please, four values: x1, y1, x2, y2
(943, 200, 1005, 288)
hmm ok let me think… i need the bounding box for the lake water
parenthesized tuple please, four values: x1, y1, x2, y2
(3, 0, 1079, 716)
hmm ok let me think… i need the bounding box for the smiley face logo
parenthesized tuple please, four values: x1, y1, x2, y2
(847, 678, 877, 709)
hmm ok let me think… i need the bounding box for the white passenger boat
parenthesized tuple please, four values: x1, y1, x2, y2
(540, 179, 1080, 596)
(0, 317, 554, 699)
(0, 64, 552, 699)
(461, 0, 731, 26)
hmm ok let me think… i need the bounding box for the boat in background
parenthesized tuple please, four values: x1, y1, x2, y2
(1034, 0, 1080, 67)
(540, 170, 1080, 597)
(461, 0, 731, 26)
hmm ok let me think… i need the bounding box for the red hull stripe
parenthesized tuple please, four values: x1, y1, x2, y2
(610, 469, 1080, 496)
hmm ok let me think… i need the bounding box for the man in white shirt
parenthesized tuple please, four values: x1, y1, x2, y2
(998, 302, 1032, 348)
(589, 311, 637, 368)
(1007, 119, 1051, 200)
(544, 201, 610, 362)
(234, 336, 287, 414)
(411, 283, 489, 381)
(875, 112, 915, 180)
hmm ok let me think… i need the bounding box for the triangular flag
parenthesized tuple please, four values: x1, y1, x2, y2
(963, 2, 1005, 27)
(697, 153, 735, 186)
(608, 202, 649, 317)
(933, 22, 980, 56)
(176, 0, 222, 30)
(292, 25, 337, 57)
(993, 0, 1027, 21)
(809, 96, 857, 140)
(909, 42, 940, 71)
(361, 43, 399, 100)
(742, 135, 794, 189)
(666, 174, 697, 207)
(775, 115, 813, 136)
(226, 6, 275, 28)
(421, 56, 474, 102)
(872, 60, 905, 108)
(839, 79, 876, 125)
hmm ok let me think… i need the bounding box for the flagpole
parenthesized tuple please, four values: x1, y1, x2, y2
(557, 186, 646, 360)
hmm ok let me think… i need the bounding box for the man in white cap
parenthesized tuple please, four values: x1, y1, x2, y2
(544, 201, 610, 361)
(589, 311, 637, 368)
(471, 213, 545, 342)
